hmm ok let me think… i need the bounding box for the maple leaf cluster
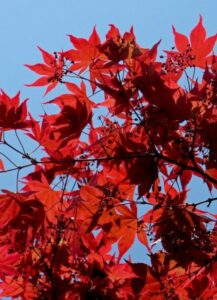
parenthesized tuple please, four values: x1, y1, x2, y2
(0, 17, 217, 299)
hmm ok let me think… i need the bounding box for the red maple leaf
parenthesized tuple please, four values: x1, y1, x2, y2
(100, 25, 143, 62)
(0, 190, 22, 228)
(25, 47, 65, 95)
(115, 203, 150, 261)
(63, 27, 102, 74)
(170, 16, 217, 68)
(44, 90, 92, 141)
(0, 90, 30, 130)
(22, 174, 61, 223)
(0, 246, 20, 279)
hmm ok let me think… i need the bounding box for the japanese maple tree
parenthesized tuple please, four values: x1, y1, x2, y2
(0, 17, 217, 299)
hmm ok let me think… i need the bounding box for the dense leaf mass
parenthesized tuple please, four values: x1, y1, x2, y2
(0, 17, 217, 299)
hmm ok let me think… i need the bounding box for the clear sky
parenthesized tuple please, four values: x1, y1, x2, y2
(0, 0, 217, 276)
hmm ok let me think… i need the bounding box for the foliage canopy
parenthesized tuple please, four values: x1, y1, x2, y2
(0, 17, 217, 299)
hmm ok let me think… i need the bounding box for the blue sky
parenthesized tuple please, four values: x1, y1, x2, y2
(0, 0, 217, 276)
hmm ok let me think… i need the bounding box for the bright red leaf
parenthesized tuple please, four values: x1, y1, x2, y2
(171, 16, 217, 68)
(25, 47, 65, 95)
